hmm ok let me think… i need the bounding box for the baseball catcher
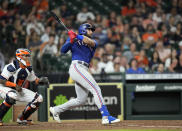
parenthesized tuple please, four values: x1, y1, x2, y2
(50, 23, 120, 124)
(0, 48, 49, 126)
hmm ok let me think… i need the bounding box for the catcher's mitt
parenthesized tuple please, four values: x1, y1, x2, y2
(39, 77, 49, 85)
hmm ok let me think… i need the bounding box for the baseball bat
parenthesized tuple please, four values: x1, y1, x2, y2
(50, 11, 78, 43)
(50, 11, 69, 32)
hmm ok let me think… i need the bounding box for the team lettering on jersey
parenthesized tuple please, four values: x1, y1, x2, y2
(77, 40, 93, 51)
(77, 40, 84, 46)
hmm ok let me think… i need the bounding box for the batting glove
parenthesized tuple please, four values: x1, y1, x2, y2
(68, 30, 77, 43)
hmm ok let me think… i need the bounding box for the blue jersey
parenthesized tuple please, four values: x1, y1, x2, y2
(61, 37, 98, 64)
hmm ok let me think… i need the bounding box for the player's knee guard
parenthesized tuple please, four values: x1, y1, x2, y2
(6, 90, 17, 105)
(30, 93, 43, 108)
(19, 93, 43, 120)
(0, 90, 17, 120)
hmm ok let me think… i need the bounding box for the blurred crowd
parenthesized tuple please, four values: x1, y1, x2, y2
(0, 0, 182, 74)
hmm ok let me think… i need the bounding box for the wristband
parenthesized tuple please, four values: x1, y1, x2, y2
(76, 35, 84, 41)
(5, 81, 16, 87)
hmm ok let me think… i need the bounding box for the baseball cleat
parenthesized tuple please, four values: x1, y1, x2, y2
(17, 118, 28, 125)
(102, 116, 120, 124)
(50, 107, 61, 123)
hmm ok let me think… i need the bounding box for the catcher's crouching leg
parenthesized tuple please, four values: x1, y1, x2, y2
(17, 93, 43, 125)
(0, 90, 17, 125)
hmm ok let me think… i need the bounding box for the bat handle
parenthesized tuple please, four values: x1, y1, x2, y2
(73, 38, 78, 43)
(65, 27, 69, 32)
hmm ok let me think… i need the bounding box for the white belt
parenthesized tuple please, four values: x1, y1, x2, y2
(72, 60, 89, 68)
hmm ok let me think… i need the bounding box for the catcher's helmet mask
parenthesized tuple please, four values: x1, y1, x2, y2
(16, 48, 32, 67)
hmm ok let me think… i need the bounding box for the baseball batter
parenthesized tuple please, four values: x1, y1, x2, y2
(0, 48, 49, 126)
(50, 23, 120, 124)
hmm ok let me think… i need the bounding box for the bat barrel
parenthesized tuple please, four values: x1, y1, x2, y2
(50, 11, 69, 32)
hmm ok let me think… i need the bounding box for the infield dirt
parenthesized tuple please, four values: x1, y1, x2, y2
(1, 120, 182, 131)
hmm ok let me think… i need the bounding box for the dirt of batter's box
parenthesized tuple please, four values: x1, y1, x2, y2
(1, 120, 182, 131)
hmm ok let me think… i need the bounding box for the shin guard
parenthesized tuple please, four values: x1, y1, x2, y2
(0, 91, 16, 120)
(0, 101, 12, 120)
(19, 105, 37, 120)
(19, 93, 43, 120)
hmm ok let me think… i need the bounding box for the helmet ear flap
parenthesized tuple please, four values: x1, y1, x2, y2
(81, 29, 87, 35)
(79, 24, 87, 35)
(79, 23, 95, 35)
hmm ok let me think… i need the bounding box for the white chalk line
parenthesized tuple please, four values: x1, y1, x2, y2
(128, 124, 182, 128)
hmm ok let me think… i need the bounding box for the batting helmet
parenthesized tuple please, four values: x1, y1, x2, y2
(78, 23, 95, 35)
(16, 48, 31, 67)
